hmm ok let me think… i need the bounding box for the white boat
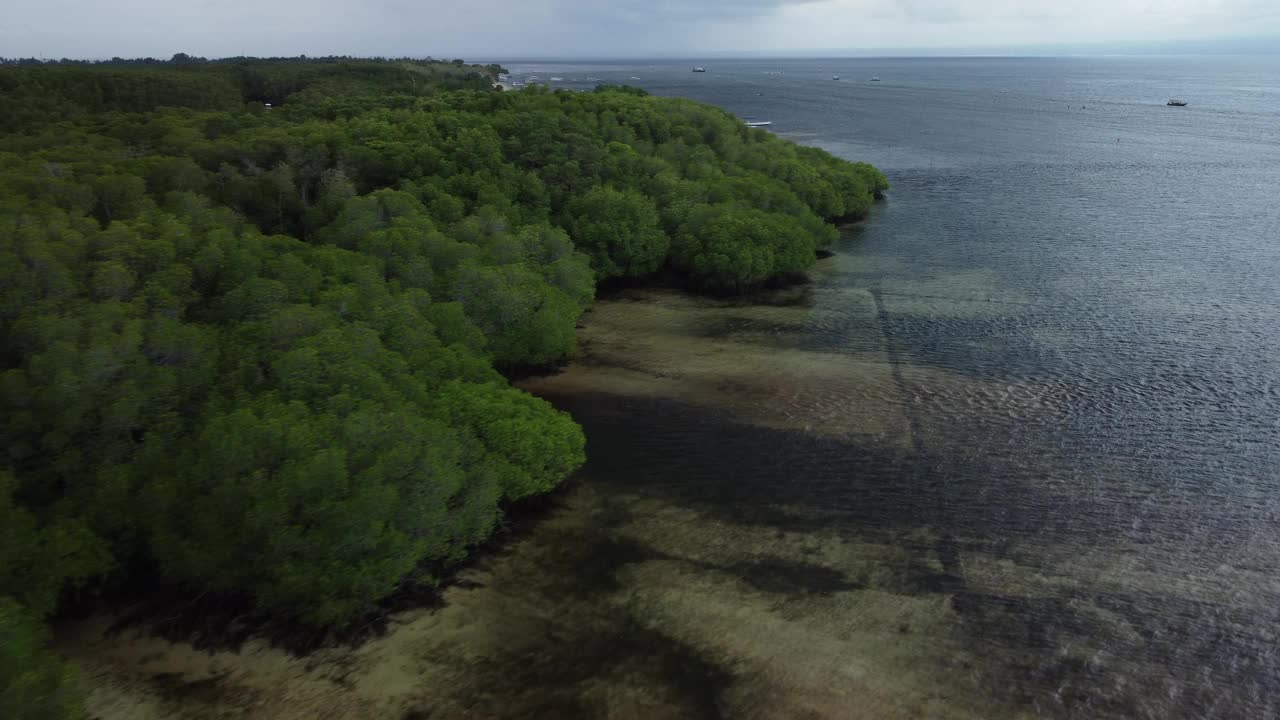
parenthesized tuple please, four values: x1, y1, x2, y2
(870, 76, 881, 82)
(630, 76, 641, 80)
(550, 77, 564, 81)
(692, 66, 706, 73)
(745, 121, 772, 127)
(832, 75, 840, 80)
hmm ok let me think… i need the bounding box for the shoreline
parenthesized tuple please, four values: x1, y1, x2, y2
(49, 254, 850, 658)
(57, 257, 1058, 719)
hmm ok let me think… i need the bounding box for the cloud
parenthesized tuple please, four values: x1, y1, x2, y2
(556, 0, 821, 23)
(762, 0, 1280, 52)
(2, 0, 1278, 58)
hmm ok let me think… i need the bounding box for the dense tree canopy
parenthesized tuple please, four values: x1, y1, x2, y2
(566, 186, 668, 279)
(0, 598, 82, 720)
(0, 57, 886, 716)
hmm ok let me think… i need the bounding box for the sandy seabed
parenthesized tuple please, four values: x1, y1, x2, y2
(60, 279, 1274, 719)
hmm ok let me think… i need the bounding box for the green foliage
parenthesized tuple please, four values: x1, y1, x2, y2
(0, 60, 883, 636)
(452, 262, 582, 367)
(0, 472, 97, 720)
(566, 186, 668, 280)
(0, 58, 502, 132)
(438, 381, 586, 501)
(148, 397, 500, 625)
(672, 204, 823, 291)
(0, 598, 83, 720)
(0, 473, 113, 617)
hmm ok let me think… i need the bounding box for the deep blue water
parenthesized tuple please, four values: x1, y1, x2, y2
(501, 57, 1280, 718)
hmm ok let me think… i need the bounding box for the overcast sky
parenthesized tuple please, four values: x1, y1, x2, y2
(5, 0, 1279, 59)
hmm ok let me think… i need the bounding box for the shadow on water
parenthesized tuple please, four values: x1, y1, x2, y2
(545, 388, 1113, 542)
(526, 387, 1280, 719)
(401, 616, 735, 720)
(724, 558, 865, 596)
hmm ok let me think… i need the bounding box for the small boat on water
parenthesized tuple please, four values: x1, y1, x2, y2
(550, 77, 564, 81)
(745, 120, 772, 127)
(832, 75, 840, 80)
(1167, 99, 1188, 107)
(692, 66, 707, 73)
(870, 76, 881, 82)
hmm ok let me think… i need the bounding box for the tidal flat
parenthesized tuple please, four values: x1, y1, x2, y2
(63, 259, 1277, 718)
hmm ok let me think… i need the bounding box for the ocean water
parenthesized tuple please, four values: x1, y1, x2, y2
(65, 57, 1280, 719)
(506, 57, 1280, 718)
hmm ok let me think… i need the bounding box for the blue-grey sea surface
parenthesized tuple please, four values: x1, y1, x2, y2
(506, 56, 1280, 719)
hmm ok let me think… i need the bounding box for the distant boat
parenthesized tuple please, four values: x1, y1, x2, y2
(1167, 99, 1188, 107)
(630, 76, 641, 80)
(870, 76, 881, 82)
(692, 66, 707, 73)
(745, 121, 772, 127)
(550, 77, 564, 81)
(832, 75, 840, 80)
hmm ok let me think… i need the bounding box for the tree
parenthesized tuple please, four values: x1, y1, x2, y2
(0, 58, 885, 637)
(565, 186, 668, 280)
(0, 598, 83, 720)
(672, 203, 821, 291)
(147, 399, 474, 625)
(89, 174, 147, 223)
(451, 262, 582, 367)
(0, 472, 112, 617)
(437, 381, 585, 501)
